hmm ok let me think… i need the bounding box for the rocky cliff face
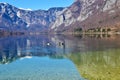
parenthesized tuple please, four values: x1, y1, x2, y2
(0, 3, 64, 31)
(51, 0, 82, 32)
(51, 0, 120, 32)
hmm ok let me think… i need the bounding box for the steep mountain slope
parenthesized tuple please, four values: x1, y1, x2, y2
(17, 7, 64, 31)
(51, 0, 120, 33)
(0, 3, 27, 31)
(0, 3, 64, 31)
(51, 0, 82, 32)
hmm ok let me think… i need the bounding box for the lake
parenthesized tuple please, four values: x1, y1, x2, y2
(0, 34, 120, 80)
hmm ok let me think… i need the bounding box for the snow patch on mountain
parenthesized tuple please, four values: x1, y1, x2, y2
(17, 11, 21, 17)
(0, 2, 7, 5)
(19, 7, 32, 11)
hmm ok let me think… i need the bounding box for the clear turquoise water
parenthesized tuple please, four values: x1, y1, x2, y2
(0, 56, 84, 80)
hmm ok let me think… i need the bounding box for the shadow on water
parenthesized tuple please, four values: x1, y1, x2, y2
(0, 34, 120, 80)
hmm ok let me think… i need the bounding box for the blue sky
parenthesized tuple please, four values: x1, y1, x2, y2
(0, 0, 74, 10)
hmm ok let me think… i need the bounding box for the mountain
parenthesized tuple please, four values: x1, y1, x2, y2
(51, 0, 120, 33)
(17, 7, 64, 32)
(1, 1, 120, 33)
(51, 0, 81, 32)
(0, 3, 64, 32)
(0, 3, 27, 31)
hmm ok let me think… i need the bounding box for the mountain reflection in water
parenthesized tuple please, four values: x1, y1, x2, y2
(0, 34, 120, 80)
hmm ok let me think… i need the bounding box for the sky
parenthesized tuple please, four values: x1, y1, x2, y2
(0, 0, 74, 10)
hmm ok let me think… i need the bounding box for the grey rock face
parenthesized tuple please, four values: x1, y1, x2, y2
(51, 0, 120, 32)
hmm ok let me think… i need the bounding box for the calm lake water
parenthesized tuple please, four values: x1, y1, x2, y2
(0, 34, 120, 80)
